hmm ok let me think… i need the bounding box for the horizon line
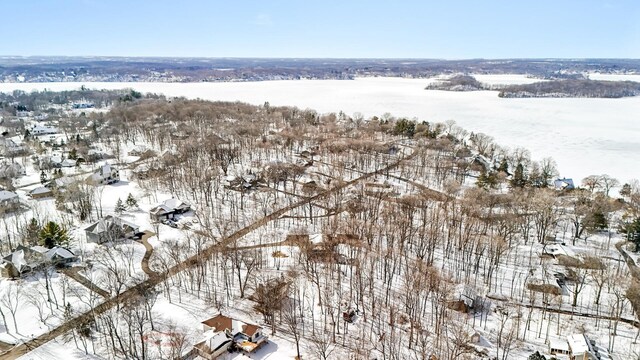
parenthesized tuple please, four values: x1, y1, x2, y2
(1, 55, 639, 61)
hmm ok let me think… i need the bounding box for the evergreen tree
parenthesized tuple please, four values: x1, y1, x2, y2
(126, 193, 138, 208)
(115, 198, 126, 214)
(497, 158, 509, 174)
(25, 218, 40, 244)
(511, 163, 527, 188)
(394, 119, 416, 138)
(39, 221, 70, 248)
(68, 148, 78, 160)
(585, 211, 608, 231)
(486, 171, 498, 188)
(528, 352, 546, 360)
(40, 170, 48, 185)
(620, 183, 632, 198)
(476, 166, 489, 189)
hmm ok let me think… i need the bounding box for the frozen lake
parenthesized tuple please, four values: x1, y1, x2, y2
(1, 76, 639, 186)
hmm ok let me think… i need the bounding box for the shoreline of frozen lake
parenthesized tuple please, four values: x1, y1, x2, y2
(1, 76, 639, 186)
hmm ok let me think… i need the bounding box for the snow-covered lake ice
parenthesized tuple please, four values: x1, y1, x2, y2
(1, 76, 639, 185)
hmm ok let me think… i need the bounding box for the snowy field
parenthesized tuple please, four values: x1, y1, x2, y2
(1, 76, 639, 188)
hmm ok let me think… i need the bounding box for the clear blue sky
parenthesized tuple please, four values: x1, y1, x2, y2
(1, 0, 639, 58)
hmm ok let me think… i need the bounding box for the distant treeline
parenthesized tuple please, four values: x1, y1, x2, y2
(1, 57, 640, 83)
(425, 75, 490, 91)
(0, 88, 163, 114)
(498, 79, 640, 98)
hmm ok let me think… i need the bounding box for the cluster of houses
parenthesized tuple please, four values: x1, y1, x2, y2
(0, 195, 192, 280)
(549, 333, 613, 360)
(193, 313, 267, 359)
(465, 153, 576, 191)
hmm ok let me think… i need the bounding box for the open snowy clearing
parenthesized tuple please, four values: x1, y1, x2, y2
(1, 76, 638, 186)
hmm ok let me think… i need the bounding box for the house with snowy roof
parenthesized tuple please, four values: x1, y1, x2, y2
(0, 245, 77, 278)
(149, 198, 192, 221)
(0, 190, 19, 206)
(0, 245, 43, 278)
(46, 153, 77, 168)
(554, 178, 575, 191)
(193, 314, 267, 359)
(29, 186, 54, 199)
(46, 176, 76, 190)
(30, 123, 58, 136)
(85, 215, 140, 243)
(87, 164, 120, 185)
(549, 337, 570, 356)
(31, 246, 77, 265)
(563, 333, 612, 360)
(0, 136, 25, 155)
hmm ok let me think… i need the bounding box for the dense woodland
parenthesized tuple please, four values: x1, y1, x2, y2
(2, 91, 640, 359)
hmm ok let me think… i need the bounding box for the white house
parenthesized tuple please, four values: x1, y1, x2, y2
(0, 137, 25, 155)
(195, 331, 232, 360)
(549, 337, 570, 356)
(87, 164, 120, 185)
(30, 124, 58, 136)
(566, 333, 611, 360)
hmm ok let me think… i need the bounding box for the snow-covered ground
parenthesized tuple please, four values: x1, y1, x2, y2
(1, 76, 638, 187)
